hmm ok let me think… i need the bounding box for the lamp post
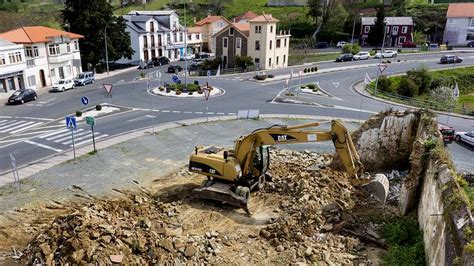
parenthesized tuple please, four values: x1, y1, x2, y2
(184, 0, 189, 87)
(374, 24, 388, 96)
(104, 23, 110, 76)
(350, 13, 363, 55)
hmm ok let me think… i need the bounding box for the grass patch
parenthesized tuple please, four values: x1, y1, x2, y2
(288, 53, 339, 66)
(380, 216, 425, 266)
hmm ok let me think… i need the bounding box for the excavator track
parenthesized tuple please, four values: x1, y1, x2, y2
(191, 181, 251, 215)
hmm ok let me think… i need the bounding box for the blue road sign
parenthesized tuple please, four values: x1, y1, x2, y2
(171, 75, 180, 84)
(65, 116, 77, 130)
(207, 70, 211, 77)
(81, 96, 89, 106)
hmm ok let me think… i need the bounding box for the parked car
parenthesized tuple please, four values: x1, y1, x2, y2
(7, 89, 37, 104)
(336, 41, 348, 48)
(195, 52, 212, 59)
(315, 42, 329, 49)
(467, 41, 474, 48)
(74, 71, 95, 86)
(51, 79, 74, 92)
(455, 131, 474, 146)
(353, 51, 371, 60)
(138, 60, 154, 69)
(167, 65, 183, 73)
(180, 54, 195, 61)
(401, 41, 417, 48)
(374, 50, 398, 58)
(438, 124, 455, 144)
(440, 55, 463, 64)
(335, 53, 354, 62)
(151, 56, 170, 66)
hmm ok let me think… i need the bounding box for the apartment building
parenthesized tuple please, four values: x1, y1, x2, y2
(361, 17, 414, 46)
(0, 39, 26, 93)
(0, 26, 83, 89)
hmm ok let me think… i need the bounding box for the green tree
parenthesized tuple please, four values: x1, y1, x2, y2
(413, 31, 426, 45)
(367, 5, 386, 49)
(235, 55, 254, 69)
(407, 67, 432, 95)
(397, 76, 419, 97)
(63, 0, 133, 69)
(321, 3, 348, 42)
(342, 44, 360, 55)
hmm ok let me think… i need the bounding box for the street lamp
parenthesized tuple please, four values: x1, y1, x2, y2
(104, 23, 111, 76)
(350, 13, 363, 55)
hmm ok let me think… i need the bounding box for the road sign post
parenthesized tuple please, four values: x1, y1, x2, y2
(203, 85, 211, 122)
(86, 116, 96, 152)
(81, 96, 89, 106)
(103, 84, 113, 104)
(9, 154, 20, 189)
(66, 116, 77, 160)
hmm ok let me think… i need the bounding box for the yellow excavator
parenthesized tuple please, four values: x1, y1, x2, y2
(189, 120, 389, 214)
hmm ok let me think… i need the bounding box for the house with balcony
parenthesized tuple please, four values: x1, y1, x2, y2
(360, 17, 414, 47)
(0, 39, 26, 94)
(122, 10, 186, 64)
(0, 26, 83, 89)
(194, 15, 231, 53)
(187, 26, 204, 55)
(443, 3, 474, 46)
(214, 14, 291, 70)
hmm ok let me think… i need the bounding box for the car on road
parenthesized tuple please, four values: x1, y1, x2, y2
(74, 71, 95, 86)
(51, 79, 74, 92)
(315, 42, 329, 49)
(194, 52, 213, 59)
(167, 65, 183, 73)
(151, 56, 170, 66)
(335, 53, 354, 62)
(7, 89, 37, 104)
(440, 55, 463, 64)
(455, 131, 474, 146)
(336, 41, 348, 48)
(468, 41, 474, 48)
(138, 60, 154, 69)
(401, 41, 417, 48)
(374, 50, 398, 58)
(438, 124, 455, 144)
(353, 51, 371, 60)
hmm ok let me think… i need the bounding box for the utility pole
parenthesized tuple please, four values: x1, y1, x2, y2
(350, 13, 363, 55)
(184, 0, 188, 87)
(104, 24, 110, 76)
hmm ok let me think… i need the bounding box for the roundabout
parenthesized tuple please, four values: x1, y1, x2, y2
(149, 86, 225, 98)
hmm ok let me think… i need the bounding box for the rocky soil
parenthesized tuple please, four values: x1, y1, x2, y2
(0, 149, 396, 265)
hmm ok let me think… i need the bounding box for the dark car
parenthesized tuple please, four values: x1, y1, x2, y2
(440, 55, 463, 64)
(194, 52, 211, 59)
(151, 56, 170, 66)
(335, 53, 354, 62)
(167, 65, 183, 73)
(468, 41, 474, 48)
(7, 89, 37, 105)
(401, 41, 417, 48)
(315, 42, 329, 49)
(138, 61, 154, 69)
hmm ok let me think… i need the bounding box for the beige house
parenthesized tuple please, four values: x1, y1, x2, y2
(194, 15, 231, 53)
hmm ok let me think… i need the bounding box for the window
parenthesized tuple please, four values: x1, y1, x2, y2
(398, 36, 406, 44)
(67, 43, 71, 53)
(28, 75, 36, 87)
(276, 39, 281, 48)
(270, 25, 273, 33)
(284, 38, 287, 47)
(276, 56, 279, 65)
(150, 22, 155, 32)
(196, 34, 200, 40)
(449, 19, 455, 24)
(402, 26, 408, 34)
(48, 44, 60, 55)
(255, 40, 260, 50)
(364, 26, 370, 34)
(50, 68, 56, 78)
(470, 18, 474, 27)
(229, 27, 234, 36)
(236, 38, 241, 48)
(283, 54, 286, 64)
(0, 56, 5, 65)
(15, 52, 21, 62)
(179, 33, 183, 42)
(74, 41, 79, 50)
(269, 40, 272, 50)
(255, 58, 260, 65)
(255, 26, 261, 33)
(143, 36, 148, 47)
(223, 37, 228, 48)
(151, 36, 155, 47)
(392, 26, 399, 35)
(188, 34, 192, 41)
(8, 52, 22, 63)
(467, 33, 474, 41)
(268, 57, 272, 67)
(167, 34, 171, 43)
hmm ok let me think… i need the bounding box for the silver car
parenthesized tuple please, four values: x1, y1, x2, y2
(353, 51, 371, 60)
(51, 79, 74, 92)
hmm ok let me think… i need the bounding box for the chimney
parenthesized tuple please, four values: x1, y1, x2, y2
(193, 17, 197, 24)
(207, 13, 211, 17)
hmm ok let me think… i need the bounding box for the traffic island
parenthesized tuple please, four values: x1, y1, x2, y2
(150, 85, 224, 98)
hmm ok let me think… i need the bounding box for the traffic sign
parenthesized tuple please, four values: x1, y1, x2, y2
(203, 87, 211, 101)
(378, 64, 387, 73)
(207, 70, 211, 77)
(65, 116, 77, 130)
(9, 154, 16, 168)
(171, 75, 180, 84)
(103, 84, 113, 95)
(333, 82, 340, 88)
(86, 116, 96, 126)
(81, 96, 89, 106)
(299, 70, 303, 77)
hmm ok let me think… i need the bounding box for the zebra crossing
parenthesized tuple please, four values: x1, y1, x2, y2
(38, 128, 109, 147)
(0, 119, 44, 134)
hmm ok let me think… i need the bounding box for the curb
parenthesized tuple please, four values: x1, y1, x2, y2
(0, 114, 362, 186)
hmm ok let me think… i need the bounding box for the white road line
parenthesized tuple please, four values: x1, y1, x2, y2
(161, 110, 170, 113)
(46, 129, 84, 141)
(9, 122, 44, 134)
(54, 130, 89, 143)
(0, 116, 12, 119)
(195, 112, 203, 114)
(172, 111, 181, 113)
(0, 120, 7, 123)
(38, 124, 64, 129)
(39, 129, 68, 138)
(207, 112, 214, 114)
(63, 133, 93, 144)
(184, 111, 193, 114)
(0, 120, 20, 130)
(228, 113, 236, 115)
(73, 134, 108, 146)
(217, 112, 225, 115)
(11, 130, 53, 137)
(15, 117, 53, 121)
(24, 140, 63, 152)
(0, 121, 36, 133)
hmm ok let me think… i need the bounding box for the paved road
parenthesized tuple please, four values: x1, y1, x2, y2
(0, 51, 473, 174)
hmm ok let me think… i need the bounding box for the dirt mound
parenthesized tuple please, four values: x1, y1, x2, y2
(3, 149, 387, 264)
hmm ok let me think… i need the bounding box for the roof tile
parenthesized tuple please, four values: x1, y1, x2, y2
(0, 26, 83, 44)
(447, 3, 474, 18)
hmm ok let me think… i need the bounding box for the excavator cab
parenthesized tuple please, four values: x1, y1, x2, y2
(251, 146, 270, 178)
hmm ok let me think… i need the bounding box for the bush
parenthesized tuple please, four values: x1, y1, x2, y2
(75, 110, 83, 117)
(268, 74, 275, 78)
(300, 86, 306, 89)
(188, 91, 193, 95)
(304, 68, 308, 73)
(314, 66, 318, 72)
(186, 84, 200, 92)
(397, 76, 419, 97)
(194, 80, 199, 86)
(342, 43, 361, 55)
(307, 84, 316, 90)
(198, 90, 203, 94)
(95, 104, 102, 111)
(175, 90, 182, 95)
(159, 86, 165, 91)
(377, 76, 393, 93)
(386, 60, 391, 63)
(235, 55, 254, 68)
(140, 72, 145, 78)
(254, 74, 267, 80)
(407, 67, 432, 95)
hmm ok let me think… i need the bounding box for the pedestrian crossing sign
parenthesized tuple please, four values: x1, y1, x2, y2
(65, 116, 77, 130)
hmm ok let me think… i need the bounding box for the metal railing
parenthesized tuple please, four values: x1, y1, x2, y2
(189, 66, 259, 76)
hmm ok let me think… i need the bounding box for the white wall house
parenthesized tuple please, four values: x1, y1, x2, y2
(0, 26, 83, 90)
(194, 15, 231, 53)
(443, 3, 474, 46)
(0, 39, 26, 94)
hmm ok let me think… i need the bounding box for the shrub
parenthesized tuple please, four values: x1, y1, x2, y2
(175, 90, 182, 95)
(198, 90, 203, 94)
(313, 66, 318, 72)
(187, 84, 200, 92)
(304, 68, 308, 73)
(159, 86, 165, 91)
(235, 55, 254, 68)
(312, 89, 318, 92)
(430, 86, 456, 108)
(377, 76, 393, 93)
(430, 76, 451, 90)
(254, 74, 267, 80)
(95, 104, 102, 111)
(75, 110, 83, 117)
(386, 60, 391, 63)
(300, 86, 306, 89)
(268, 74, 275, 78)
(194, 80, 199, 86)
(407, 67, 432, 95)
(342, 44, 361, 55)
(140, 72, 145, 78)
(397, 76, 419, 97)
(307, 84, 316, 90)
(188, 91, 193, 95)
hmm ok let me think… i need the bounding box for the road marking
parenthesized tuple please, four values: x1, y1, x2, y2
(207, 112, 214, 114)
(0, 116, 13, 119)
(46, 129, 84, 141)
(228, 113, 236, 115)
(15, 117, 53, 121)
(0, 121, 36, 133)
(63, 133, 93, 144)
(161, 110, 170, 113)
(38, 129, 69, 138)
(0, 120, 21, 130)
(195, 112, 203, 114)
(53, 130, 89, 143)
(172, 111, 181, 113)
(9, 122, 44, 134)
(217, 112, 225, 115)
(184, 111, 193, 114)
(24, 140, 63, 152)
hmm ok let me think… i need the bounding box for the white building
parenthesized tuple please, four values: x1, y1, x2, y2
(443, 3, 474, 46)
(0, 39, 26, 94)
(121, 10, 186, 64)
(0, 26, 83, 89)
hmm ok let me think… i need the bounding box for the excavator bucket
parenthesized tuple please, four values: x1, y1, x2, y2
(191, 182, 251, 215)
(360, 174, 390, 204)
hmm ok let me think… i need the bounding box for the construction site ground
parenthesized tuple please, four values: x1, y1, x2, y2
(0, 118, 399, 264)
